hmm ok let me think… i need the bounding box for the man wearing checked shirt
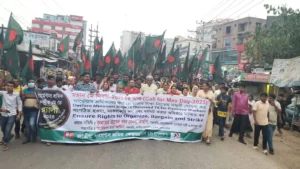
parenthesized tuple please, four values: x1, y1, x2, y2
(216, 86, 232, 141)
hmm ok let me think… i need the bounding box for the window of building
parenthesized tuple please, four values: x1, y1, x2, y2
(256, 22, 261, 28)
(238, 23, 247, 32)
(226, 26, 231, 34)
(51, 26, 55, 30)
(39, 24, 43, 29)
(238, 37, 243, 44)
(62, 27, 65, 31)
(225, 38, 231, 47)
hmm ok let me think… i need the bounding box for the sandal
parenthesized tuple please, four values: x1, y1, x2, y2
(206, 138, 211, 145)
(2, 145, 9, 151)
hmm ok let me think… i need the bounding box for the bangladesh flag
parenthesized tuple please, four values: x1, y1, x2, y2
(58, 35, 69, 57)
(127, 33, 142, 73)
(21, 40, 34, 82)
(153, 43, 166, 75)
(212, 55, 223, 84)
(118, 54, 130, 75)
(142, 31, 165, 72)
(165, 39, 180, 69)
(4, 13, 24, 49)
(113, 50, 122, 75)
(92, 37, 103, 76)
(104, 43, 116, 76)
(84, 51, 91, 73)
(181, 43, 190, 81)
(200, 48, 210, 80)
(73, 29, 83, 52)
(4, 44, 19, 77)
(77, 45, 86, 75)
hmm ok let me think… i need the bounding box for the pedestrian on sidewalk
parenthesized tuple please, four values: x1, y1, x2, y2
(0, 81, 23, 151)
(253, 92, 269, 155)
(216, 87, 231, 140)
(267, 94, 282, 155)
(229, 84, 251, 145)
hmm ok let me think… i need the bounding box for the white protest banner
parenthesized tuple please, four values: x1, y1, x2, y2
(36, 90, 210, 144)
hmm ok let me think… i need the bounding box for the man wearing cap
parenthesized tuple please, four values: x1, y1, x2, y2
(140, 76, 158, 94)
(118, 74, 129, 89)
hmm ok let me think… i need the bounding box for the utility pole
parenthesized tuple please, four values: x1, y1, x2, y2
(87, 24, 99, 56)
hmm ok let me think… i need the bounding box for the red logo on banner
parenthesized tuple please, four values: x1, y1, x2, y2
(64, 132, 74, 139)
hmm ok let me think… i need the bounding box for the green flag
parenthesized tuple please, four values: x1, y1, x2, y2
(58, 35, 69, 57)
(200, 48, 210, 80)
(181, 43, 190, 81)
(92, 37, 103, 76)
(21, 40, 34, 82)
(4, 44, 19, 77)
(153, 43, 166, 75)
(127, 33, 142, 74)
(142, 31, 165, 73)
(104, 43, 116, 76)
(84, 50, 91, 73)
(77, 45, 86, 75)
(113, 50, 123, 75)
(73, 29, 83, 52)
(4, 13, 24, 49)
(164, 38, 180, 69)
(213, 55, 223, 84)
(119, 54, 130, 75)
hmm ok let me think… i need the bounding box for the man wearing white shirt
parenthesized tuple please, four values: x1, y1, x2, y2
(140, 76, 158, 94)
(43, 75, 59, 90)
(0, 81, 23, 151)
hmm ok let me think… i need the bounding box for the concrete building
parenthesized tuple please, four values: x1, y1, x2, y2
(214, 17, 266, 49)
(120, 30, 146, 55)
(196, 19, 233, 46)
(174, 36, 212, 62)
(31, 14, 87, 57)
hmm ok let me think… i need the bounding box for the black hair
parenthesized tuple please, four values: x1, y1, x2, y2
(202, 81, 210, 86)
(249, 94, 254, 100)
(239, 83, 246, 88)
(56, 77, 63, 83)
(171, 75, 176, 78)
(7, 81, 15, 86)
(182, 87, 189, 91)
(95, 73, 101, 77)
(221, 86, 229, 91)
(279, 93, 284, 97)
(108, 76, 114, 80)
(37, 78, 45, 84)
(81, 72, 91, 77)
(269, 93, 276, 99)
(47, 75, 55, 80)
(260, 92, 268, 97)
(122, 73, 129, 77)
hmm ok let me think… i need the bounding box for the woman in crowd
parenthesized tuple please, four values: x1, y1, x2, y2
(101, 81, 110, 92)
(181, 87, 190, 97)
(190, 85, 199, 97)
(157, 82, 169, 94)
(167, 85, 180, 95)
(197, 82, 215, 144)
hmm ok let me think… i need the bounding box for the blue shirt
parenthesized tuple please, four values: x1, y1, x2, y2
(74, 82, 95, 92)
(217, 94, 232, 112)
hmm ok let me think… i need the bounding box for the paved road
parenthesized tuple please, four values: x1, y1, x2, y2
(0, 129, 285, 169)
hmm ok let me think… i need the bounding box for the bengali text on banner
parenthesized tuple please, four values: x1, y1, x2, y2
(36, 90, 210, 144)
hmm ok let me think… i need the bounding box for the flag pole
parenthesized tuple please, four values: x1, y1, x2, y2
(132, 45, 135, 80)
(0, 24, 3, 68)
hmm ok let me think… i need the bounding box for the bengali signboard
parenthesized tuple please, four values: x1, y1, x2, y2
(240, 73, 270, 83)
(36, 91, 210, 144)
(270, 57, 300, 87)
(0, 28, 50, 52)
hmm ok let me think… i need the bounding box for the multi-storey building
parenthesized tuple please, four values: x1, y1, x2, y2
(214, 17, 266, 49)
(120, 30, 146, 55)
(31, 14, 87, 57)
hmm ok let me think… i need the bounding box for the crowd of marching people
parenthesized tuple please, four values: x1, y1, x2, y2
(0, 72, 293, 155)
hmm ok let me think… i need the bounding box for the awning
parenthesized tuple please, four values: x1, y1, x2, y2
(33, 55, 57, 63)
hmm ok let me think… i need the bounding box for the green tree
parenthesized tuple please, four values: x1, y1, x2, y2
(245, 5, 300, 65)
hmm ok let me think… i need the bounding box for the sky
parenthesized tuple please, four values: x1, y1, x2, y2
(0, 0, 299, 52)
